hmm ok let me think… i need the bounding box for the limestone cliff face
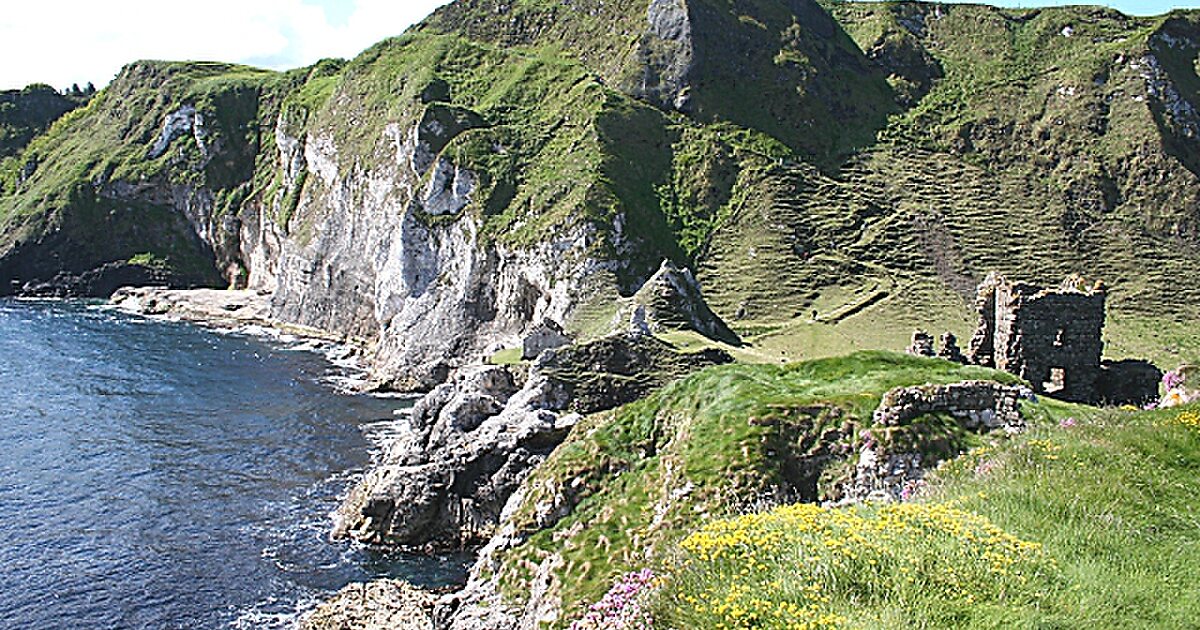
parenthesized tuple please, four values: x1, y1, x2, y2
(0, 41, 667, 387)
(261, 101, 620, 388)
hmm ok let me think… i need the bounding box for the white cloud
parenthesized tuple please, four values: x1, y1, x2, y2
(0, 0, 450, 91)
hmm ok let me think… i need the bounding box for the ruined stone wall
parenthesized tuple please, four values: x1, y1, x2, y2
(850, 380, 1032, 502)
(966, 274, 1106, 403)
(993, 283, 1105, 403)
(872, 380, 1030, 432)
(967, 273, 1003, 367)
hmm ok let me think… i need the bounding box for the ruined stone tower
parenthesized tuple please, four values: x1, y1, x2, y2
(967, 273, 1106, 403)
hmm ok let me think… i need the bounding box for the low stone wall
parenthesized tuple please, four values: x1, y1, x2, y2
(873, 380, 1031, 432)
(851, 380, 1033, 502)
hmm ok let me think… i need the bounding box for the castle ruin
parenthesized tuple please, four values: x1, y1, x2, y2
(967, 273, 1105, 403)
(909, 273, 1160, 406)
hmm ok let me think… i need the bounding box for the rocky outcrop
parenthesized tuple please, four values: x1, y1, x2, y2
(334, 332, 732, 548)
(111, 286, 274, 330)
(637, 0, 696, 111)
(300, 579, 435, 630)
(621, 260, 740, 345)
(521, 319, 570, 360)
(333, 364, 576, 548)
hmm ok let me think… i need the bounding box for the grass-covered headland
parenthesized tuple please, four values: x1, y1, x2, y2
(502, 352, 1200, 628)
(588, 405, 1200, 628)
(653, 410, 1200, 628)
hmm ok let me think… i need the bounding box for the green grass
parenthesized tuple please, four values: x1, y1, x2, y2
(489, 351, 1033, 626)
(645, 403, 1200, 628)
(488, 346, 523, 365)
(655, 500, 1059, 628)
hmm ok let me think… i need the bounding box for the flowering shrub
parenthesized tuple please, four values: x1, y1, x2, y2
(1163, 370, 1184, 392)
(1171, 410, 1200, 431)
(662, 501, 1056, 629)
(571, 569, 658, 630)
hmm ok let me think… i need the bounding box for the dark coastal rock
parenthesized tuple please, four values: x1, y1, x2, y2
(333, 333, 733, 548)
(17, 261, 172, 298)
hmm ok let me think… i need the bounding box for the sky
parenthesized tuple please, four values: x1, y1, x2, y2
(0, 0, 450, 91)
(1, 0, 1198, 92)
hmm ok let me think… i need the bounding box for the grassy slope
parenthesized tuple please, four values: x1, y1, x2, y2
(693, 4, 1200, 370)
(0, 61, 295, 282)
(419, 0, 896, 163)
(488, 352, 1036, 625)
(651, 403, 1200, 628)
(4, 2, 1200, 370)
(0, 84, 87, 162)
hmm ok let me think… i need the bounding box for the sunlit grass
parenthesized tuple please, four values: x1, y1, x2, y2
(646, 405, 1200, 628)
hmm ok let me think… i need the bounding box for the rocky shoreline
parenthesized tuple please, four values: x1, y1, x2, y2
(105, 275, 741, 630)
(110, 286, 351, 342)
(105, 274, 1054, 630)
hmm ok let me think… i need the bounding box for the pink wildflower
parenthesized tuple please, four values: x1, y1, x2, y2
(899, 479, 926, 501)
(571, 569, 657, 630)
(1163, 370, 1184, 391)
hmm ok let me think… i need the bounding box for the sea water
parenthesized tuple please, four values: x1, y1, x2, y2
(0, 299, 466, 629)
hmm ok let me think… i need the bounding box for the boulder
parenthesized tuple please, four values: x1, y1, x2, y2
(521, 319, 571, 360)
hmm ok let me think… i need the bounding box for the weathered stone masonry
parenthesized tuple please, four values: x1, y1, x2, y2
(850, 380, 1032, 502)
(909, 273, 1161, 405)
(968, 273, 1106, 403)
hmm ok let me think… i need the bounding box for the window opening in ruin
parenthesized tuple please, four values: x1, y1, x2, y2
(1054, 328, 1066, 348)
(1044, 367, 1066, 393)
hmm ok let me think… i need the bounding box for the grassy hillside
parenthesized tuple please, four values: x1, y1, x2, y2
(483, 352, 1050, 625)
(3, 0, 1200, 370)
(684, 3, 1200, 370)
(646, 404, 1200, 628)
(419, 0, 896, 163)
(0, 61, 297, 286)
